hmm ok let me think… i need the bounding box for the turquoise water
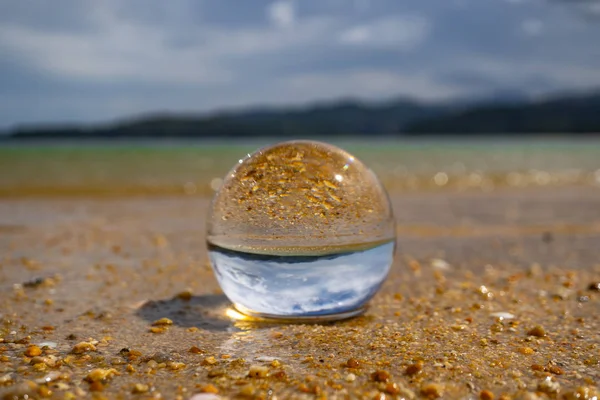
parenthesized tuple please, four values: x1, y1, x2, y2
(1, 138, 599, 196)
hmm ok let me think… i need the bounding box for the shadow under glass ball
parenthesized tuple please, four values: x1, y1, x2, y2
(207, 140, 396, 321)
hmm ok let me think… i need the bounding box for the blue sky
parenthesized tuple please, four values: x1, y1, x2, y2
(1, 0, 599, 128)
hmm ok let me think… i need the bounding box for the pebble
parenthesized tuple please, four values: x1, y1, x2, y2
(248, 365, 269, 378)
(198, 384, 219, 394)
(254, 355, 277, 362)
(202, 356, 217, 366)
(167, 362, 186, 371)
(132, 383, 149, 394)
(588, 282, 600, 291)
(405, 361, 423, 376)
(518, 347, 535, 355)
(345, 373, 356, 382)
(85, 368, 119, 383)
(537, 376, 560, 394)
(431, 259, 451, 270)
(35, 371, 67, 384)
(345, 358, 360, 368)
(36, 341, 57, 349)
(490, 312, 515, 320)
(24, 345, 42, 357)
(188, 395, 222, 400)
(421, 382, 444, 399)
(526, 325, 546, 337)
(152, 317, 173, 326)
(371, 370, 391, 383)
(71, 341, 97, 354)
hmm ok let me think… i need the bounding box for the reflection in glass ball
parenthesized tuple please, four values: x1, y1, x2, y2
(207, 140, 395, 320)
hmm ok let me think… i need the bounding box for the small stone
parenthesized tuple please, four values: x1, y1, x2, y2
(531, 364, 545, 372)
(189, 346, 204, 354)
(345, 373, 356, 382)
(35, 371, 67, 384)
(537, 377, 560, 394)
(167, 362, 186, 371)
(149, 327, 167, 334)
(202, 356, 217, 366)
(23, 345, 42, 357)
(421, 383, 444, 399)
(588, 282, 600, 292)
(547, 365, 564, 375)
(148, 352, 173, 364)
(518, 347, 535, 355)
(371, 370, 391, 383)
(132, 383, 149, 394)
(514, 393, 542, 400)
(176, 289, 193, 301)
(345, 358, 360, 368)
(152, 317, 173, 326)
(84, 368, 119, 383)
(248, 365, 269, 378)
(36, 341, 57, 349)
(405, 361, 423, 376)
(490, 312, 515, 320)
(431, 259, 451, 270)
(385, 382, 401, 395)
(189, 394, 222, 400)
(480, 389, 494, 400)
(198, 384, 219, 394)
(71, 342, 97, 354)
(208, 368, 225, 378)
(527, 325, 546, 337)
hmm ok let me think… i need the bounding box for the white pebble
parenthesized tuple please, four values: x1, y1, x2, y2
(431, 258, 451, 270)
(188, 394, 222, 400)
(490, 312, 515, 320)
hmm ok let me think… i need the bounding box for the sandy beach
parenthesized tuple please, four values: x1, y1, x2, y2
(0, 186, 598, 399)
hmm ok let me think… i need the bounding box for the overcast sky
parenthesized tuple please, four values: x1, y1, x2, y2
(1, 0, 599, 128)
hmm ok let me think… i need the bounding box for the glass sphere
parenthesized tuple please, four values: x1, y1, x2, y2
(207, 140, 395, 320)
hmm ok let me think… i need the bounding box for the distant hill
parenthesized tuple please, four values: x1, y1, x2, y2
(404, 92, 600, 134)
(4, 90, 600, 139)
(4, 99, 449, 139)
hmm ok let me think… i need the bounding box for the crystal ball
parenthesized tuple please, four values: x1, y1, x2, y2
(207, 140, 395, 320)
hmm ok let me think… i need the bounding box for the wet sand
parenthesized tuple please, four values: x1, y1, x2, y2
(0, 188, 598, 399)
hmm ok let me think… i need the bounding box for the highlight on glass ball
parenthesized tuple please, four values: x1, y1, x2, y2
(207, 140, 396, 321)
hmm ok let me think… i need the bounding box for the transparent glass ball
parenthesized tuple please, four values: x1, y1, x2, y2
(207, 140, 395, 320)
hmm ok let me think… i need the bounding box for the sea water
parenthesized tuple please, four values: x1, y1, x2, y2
(207, 140, 396, 320)
(208, 241, 395, 318)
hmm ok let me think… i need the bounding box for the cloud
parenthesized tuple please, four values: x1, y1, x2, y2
(266, 0, 296, 28)
(339, 15, 431, 49)
(0, 0, 599, 127)
(0, 3, 333, 85)
(521, 18, 544, 36)
(284, 69, 466, 101)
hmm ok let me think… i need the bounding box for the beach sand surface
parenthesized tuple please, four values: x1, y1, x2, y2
(0, 187, 599, 399)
